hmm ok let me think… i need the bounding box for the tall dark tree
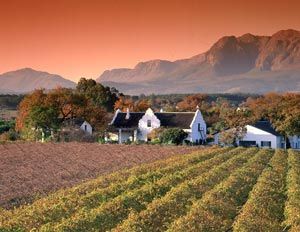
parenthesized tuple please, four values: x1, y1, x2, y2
(76, 78, 120, 112)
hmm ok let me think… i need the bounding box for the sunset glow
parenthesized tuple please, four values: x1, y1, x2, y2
(1, 0, 300, 81)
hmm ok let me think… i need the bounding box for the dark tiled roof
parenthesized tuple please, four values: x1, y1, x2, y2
(111, 112, 195, 129)
(112, 113, 144, 128)
(73, 118, 85, 126)
(252, 121, 281, 136)
(155, 113, 194, 129)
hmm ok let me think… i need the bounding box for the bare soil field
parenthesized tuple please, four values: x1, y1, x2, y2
(0, 142, 199, 209)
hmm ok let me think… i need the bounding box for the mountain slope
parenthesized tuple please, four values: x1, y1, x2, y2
(97, 29, 300, 94)
(0, 68, 76, 93)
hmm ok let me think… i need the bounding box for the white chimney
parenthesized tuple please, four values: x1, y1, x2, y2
(125, 108, 130, 120)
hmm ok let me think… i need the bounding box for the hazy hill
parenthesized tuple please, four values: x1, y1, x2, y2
(0, 68, 76, 94)
(97, 29, 300, 95)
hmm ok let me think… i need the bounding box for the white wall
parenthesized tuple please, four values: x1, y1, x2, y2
(118, 131, 133, 143)
(289, 135, 300, 149)
(240, 125, 280, 149)
(80, 121, 93, 135)
(138, 108, 160, 141)
(213, 133, 220, 145)
(189, 109, 207, 143)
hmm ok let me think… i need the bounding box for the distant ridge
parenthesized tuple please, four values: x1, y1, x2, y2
(97, 29, 300, 95)
(0, 68, 76, 94)
(1, 29, 300, 95)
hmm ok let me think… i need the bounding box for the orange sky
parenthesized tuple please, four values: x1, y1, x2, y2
(1, 0, 300, 82)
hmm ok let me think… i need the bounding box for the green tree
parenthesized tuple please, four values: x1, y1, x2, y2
(159, 128, 188, 145)
(76, 78, 119, 112)
(27, 105, 60, 132)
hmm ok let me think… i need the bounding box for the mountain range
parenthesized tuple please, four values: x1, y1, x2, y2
(0, 29, 300, 95)
(0, 68, 75, 94)
(98, 29, 300, 94)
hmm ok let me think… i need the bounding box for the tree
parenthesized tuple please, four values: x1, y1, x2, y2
(114, 96, 134, 111)
(47, 88, 81, 120)
(79, 100, 109, 132)
(220, 106, 256, 129)
(219, 128, 246, 146)
(28, 105, 60, 132)
(246, 93, 300, 136)
(16, 89, 61, 140)
(134, 99, 150, 111)
(76, 78, 119, 112)
(16, 87, 110, 140)
(159, 128, 188, 145)
(176, 94, 209, 112)
(16, 89, 48, 133)
(114, 97, 150, 112)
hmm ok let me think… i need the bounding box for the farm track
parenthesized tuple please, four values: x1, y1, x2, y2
(0, 142, 200, 209)
(0, 147, 300, 232)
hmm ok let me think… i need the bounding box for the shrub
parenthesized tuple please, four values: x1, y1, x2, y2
(147, 127, 165, 141)
(0, 129, 19, 141)
(159, 128, 188, 145)
(0, 120, 15, 134)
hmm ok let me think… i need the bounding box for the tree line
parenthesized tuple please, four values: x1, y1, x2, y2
(1, 80, 299, 143)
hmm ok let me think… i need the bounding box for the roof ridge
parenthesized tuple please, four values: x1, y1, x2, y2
(118, 111, 195, 114)
(155, 112, 195, 113)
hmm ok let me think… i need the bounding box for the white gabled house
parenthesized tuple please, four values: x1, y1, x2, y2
(108, 107, 207, 144)
(240, 121, 285, 149)
(214, 120, 285, 149)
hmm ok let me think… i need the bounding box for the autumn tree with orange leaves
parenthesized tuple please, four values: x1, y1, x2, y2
(245, 93, 300, 136)
(176, 94, 209, 112)
(16, 79, 119, 140)
(114, 97, 150, 112)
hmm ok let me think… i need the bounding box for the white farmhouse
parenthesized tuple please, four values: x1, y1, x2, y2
(109, 108, 206, 144)
(214, 120, 285, 149)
